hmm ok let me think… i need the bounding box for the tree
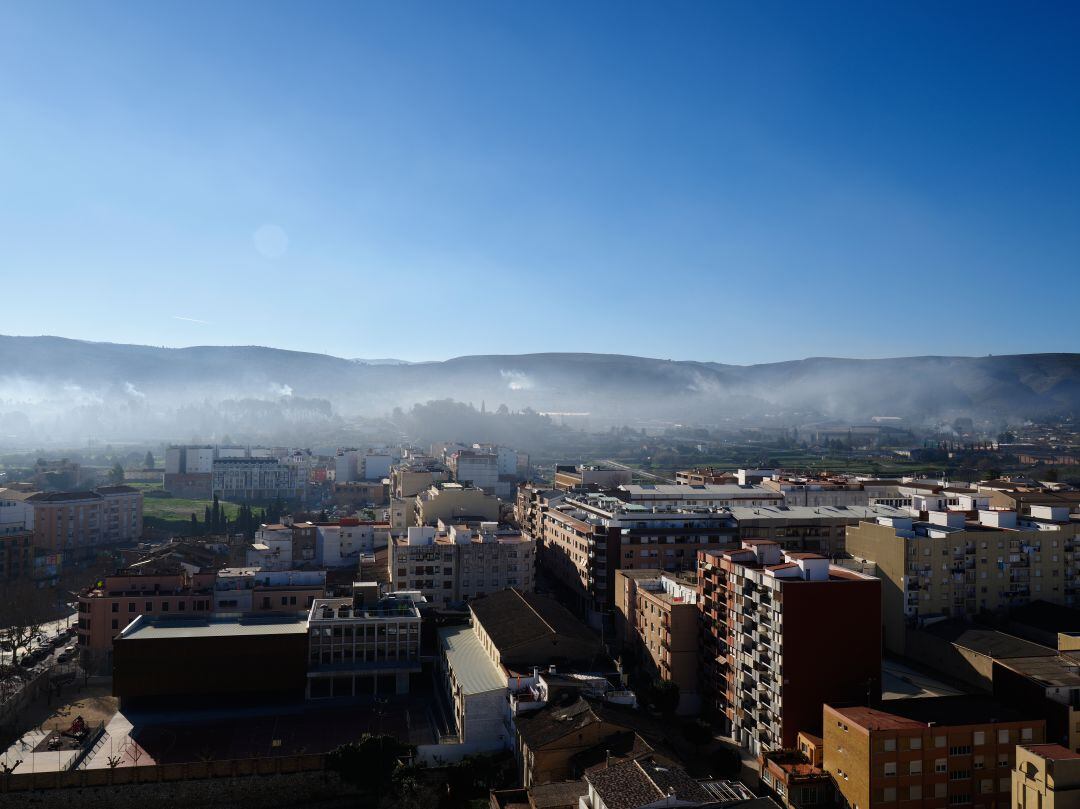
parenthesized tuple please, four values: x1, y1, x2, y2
(109, 462, 125, 485)
(326, 735, 414, 804)
(190, 513, 198, 537)
(144, 451, 155, 469)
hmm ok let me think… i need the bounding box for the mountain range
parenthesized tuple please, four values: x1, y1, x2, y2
(0, 335, 1077, 441)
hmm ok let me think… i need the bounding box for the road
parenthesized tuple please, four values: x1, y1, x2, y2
(599, 459, 676, 484)
(1, 609, 77, 667)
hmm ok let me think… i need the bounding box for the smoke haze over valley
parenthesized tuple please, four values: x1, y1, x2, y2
(0, 335, 1077, 445)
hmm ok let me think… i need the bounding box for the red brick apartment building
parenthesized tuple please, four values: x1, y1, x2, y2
(698, 540, 881, 755)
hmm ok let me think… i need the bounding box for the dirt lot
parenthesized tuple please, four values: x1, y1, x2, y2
(36, 683, 118, 733)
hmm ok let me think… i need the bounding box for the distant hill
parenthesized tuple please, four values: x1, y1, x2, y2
(0, 335, 1076, 441)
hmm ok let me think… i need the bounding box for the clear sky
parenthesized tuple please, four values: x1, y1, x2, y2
(1, 1, 1077, 364)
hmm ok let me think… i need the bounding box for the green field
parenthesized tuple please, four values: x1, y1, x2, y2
(142, 495, 246, 522)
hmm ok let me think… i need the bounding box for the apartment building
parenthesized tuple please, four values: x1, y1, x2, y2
(614, 569, 700, 713)
(315, 519, 390, 567)
(617, 483, 784, 509)
(414, 482, 501, 527)
(553, 465, 632, 493)
(514, 484, 564, 540)
(0, 485, 143, 559)
(306, 594, 422, 698)
(676, 468, 738, 485)
(539, 493, 734, 622)
(846, 507, 1080, 656)
(1013, 745, 1080, 809)
(0, 490, 34, 582)
(211, 457, 301, 501)
(77, 569, 216, 673)
(390, 460, 449, 500)
(449, 449, 501, 493)
(824, 697, 1046, 809)
(212, 567, 325, 612)
(389, 522, 534, 607)
(760, 732, 837, 809)
(698, 540, 882, 755)
(729, 504, 910, 557)
(761, 476, 872, 508)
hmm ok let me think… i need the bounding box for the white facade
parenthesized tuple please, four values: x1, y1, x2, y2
(0, 492, 33, 535)
(362, 451, 393, 481)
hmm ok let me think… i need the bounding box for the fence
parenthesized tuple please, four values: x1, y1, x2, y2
(0, 753, 327, 793)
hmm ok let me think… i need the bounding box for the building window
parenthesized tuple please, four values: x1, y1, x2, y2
(950, 771, 970, 781)
(128, 603, 135, 612)
(936, 759, 947, 773)
(909, 737, 922, 750)
(161, 601, 169, 611)
(974, 731, 985, 746)
(884, 762, 897, 777)
(1021, 728, 1033, 742)
(111, 603, 118, 613)
(909, 761, 922, 775)
(998, 729, 1010, 745)
(111, 619, 118, 629)
(909, 785, 922, 800)
(883, 788, 896, 802)
(935, 735, 946, 748)
(974, 756, 985, 770)
(884, 739, 896, 752)
(950, 745, 972, 756)
(146, 601, 152, 612)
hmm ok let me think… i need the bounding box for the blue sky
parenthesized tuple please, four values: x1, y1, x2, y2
(0, 1, 1077, 363)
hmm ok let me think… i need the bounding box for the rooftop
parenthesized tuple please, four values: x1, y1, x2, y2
(586, 756, 711, 809)
(920, 622, 1058, 659)
(1021, 744, 1080, 761)
(118, 614, 308, 641)
(468, 589, 598, 653)
(831, 695, 1032, 730)
(438, 624, 506, 695)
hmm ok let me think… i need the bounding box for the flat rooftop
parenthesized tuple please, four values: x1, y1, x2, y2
(119, 615, 308, 641)
(729, 504, 909, 520)
(832, 695, 1031, 730)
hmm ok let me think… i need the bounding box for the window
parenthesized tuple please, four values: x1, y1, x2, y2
(936, 735, 946, 748)
(145, 601, 152, 611)
(909, 761, 922, 775)
(128, 603, 135, 613)
(111, 619, 118, 629)
(999, 778, 1009, 792)
(936, 759, 947, 773)
(948, 794, 970, 805)
(974, 731, 985, 746)
(950, 745, 972, 756)
(1022, 728, 1033, 742)
(980, 779, 993, 794)
(884, 762, 897, 776)
(883, 788, 896, 802)
(884, 739, 896, 752)
(161, 601, 169, 611)
(998, 729, 1010, 744)
(935, 784, 946, 798)
(178, 601, 185, 611)
(909, 737, 922, 750)
(974, 756, 984, 770)
(998, 755, 1009, 768)
(111, 603, 118, 613)
(950, 770, 971, 781)
(909, 786, 922, 800)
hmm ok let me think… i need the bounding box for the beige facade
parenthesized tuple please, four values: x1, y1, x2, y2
(414, 483, 501, 527)
(614, 569, 699, 713)
(1014, 745, 1080, 809)
(390, 523, 535, 607)
(825, 699, 1045, 809)
(846, 511, 1080, 656)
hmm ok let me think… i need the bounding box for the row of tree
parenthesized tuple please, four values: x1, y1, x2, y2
(187, 496, 288, 539)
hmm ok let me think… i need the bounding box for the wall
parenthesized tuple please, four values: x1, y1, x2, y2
(0, 756, 357, 808)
